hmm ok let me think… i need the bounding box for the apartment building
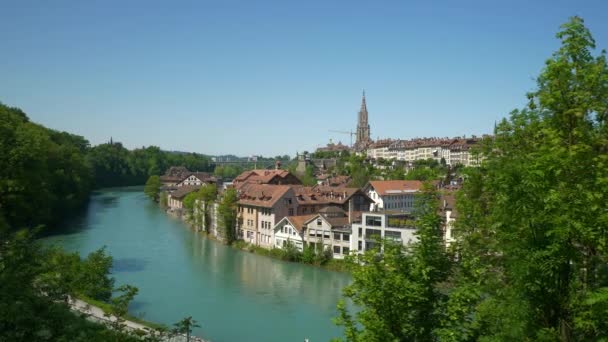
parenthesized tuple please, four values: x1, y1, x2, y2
(366, 136, 483, 166)
(236, 184, 297, 248)
(350, 212, 418, 253)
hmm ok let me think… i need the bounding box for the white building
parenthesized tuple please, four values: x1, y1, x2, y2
(364, 180, 423, 213)
(366, 137, 483, 167)
(272, 207, 355, 259)
(273, 216, 309, 252)
(350, 212, 418, 253)
(176, 172, 217, 187)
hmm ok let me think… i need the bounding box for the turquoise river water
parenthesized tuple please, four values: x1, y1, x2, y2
(41, 187, 352, 342)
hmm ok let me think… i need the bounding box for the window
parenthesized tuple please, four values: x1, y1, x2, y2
(288, 208, 294, 216)
(342, 234, 350, 241)
(358, 228, 362, 236)
(343, 247, 350, 254)
(333, 246, 341, 254)
(247, 231, 253, 239)
(317, 219, 322, 226)
(385, 230, 401, 241)
(366, 216, 382, 227)
(334, 233, 341, 240)
(358, 241, 362, 251)
(365, 229, 381, 239)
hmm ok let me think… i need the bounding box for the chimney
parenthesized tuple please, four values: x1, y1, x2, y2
(275, 160, 282, 170)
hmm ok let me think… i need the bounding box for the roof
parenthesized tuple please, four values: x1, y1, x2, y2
(302, 211, 355, 229)
(237, 184, 293, 208)
(280, 215, 316, 233)
(367, 180, 423, 196)
(181, 172, 217, 183)
(160, 166, 191, 182)
(292, 185, 369, 206)
(319, 206, 346, 214)
(233, 169, 301, 188)
(170, 185, 201, 199)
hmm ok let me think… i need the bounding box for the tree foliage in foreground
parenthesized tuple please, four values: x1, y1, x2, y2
(0, 224, 140, 341)
(335, 185, 450, 341)
(336, 16, 608, 341)
(173, 316, 201, 342)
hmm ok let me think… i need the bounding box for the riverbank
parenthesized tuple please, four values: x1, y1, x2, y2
(230, 240, 352, 272)
(72, 296, 207, 342)
(170, 207, 352, 273)
(42, 188, 350, 341)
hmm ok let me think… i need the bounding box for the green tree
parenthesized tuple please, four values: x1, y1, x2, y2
(183, 192, 199, 223)
(300, 165, 318, 186)
(218, 188, 238, 243)
(198, 184, 218, 232)
(107, 285, 139, 331)
(173, 316, 200, 342)
(443, 16, 608, 341)
(335, 185, 451, 341)
(144, 175, 161, 202)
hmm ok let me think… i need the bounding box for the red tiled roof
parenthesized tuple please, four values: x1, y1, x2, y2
(170, 185, 201, 199)
(284, 215, 317, 233)
(292, 185, 366, 206)
(237, 184, 293, 208)
(233, 169, 301, 188)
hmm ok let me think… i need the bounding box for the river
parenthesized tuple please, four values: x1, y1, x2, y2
(41, 187, 352, 342)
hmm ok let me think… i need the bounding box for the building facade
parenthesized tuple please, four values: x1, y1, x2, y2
(236, 184, 298, 248)
(364, 180, 423, 213)
(366, 137, 484, 167)
(350, 212, 418, 253)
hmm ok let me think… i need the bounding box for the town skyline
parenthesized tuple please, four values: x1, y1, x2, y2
(2, 1, 607, 156)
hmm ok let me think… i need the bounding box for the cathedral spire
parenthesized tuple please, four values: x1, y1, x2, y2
(360, 90, 367, 113)
(355, 90, 371, 150)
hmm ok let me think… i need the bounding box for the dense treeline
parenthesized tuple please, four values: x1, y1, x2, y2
(0, 102, 213, 230)
(336, 16, 608, 341)
(89, 143, 214, 188)
(0, 104, 93, 230)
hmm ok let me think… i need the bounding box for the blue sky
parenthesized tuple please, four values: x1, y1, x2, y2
(1, 0, 607, 156)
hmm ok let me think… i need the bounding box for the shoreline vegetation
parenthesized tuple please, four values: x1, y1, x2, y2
(170, 208, 352, 273)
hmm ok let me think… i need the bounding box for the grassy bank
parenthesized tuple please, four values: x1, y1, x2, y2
(76, 295, 166, 331)
(230, 240, 352, 272)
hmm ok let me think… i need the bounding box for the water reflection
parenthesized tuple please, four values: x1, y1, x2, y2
(41, 187, 351, 342)
(184, 229, 351, 312)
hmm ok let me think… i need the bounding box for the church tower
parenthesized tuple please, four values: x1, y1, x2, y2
(355, 90, 371, 149)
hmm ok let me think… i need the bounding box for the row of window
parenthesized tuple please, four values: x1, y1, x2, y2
(333, 245, 350, 255)
(280, 225, 298, 236)
(384, 202, 413, 209)
(260, 220, 272, 230)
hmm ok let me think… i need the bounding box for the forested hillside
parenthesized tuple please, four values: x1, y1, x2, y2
(0, 103, 213, 231)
